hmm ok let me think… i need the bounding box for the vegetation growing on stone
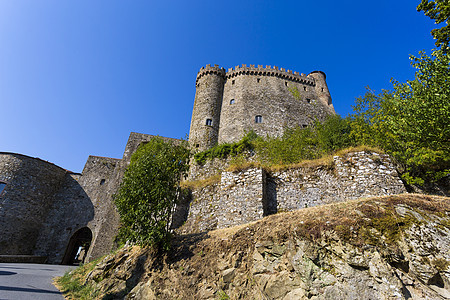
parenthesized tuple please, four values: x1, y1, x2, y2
(288, 85, 302, 101)
(193, 131, 257, 165)
(56, 257, 102, 299)
(114, 137, 190, 250)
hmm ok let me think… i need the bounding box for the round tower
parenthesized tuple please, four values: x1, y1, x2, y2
(308, 71, 335, 114)
(189, 64, 225, 151)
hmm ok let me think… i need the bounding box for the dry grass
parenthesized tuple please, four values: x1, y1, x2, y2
(181, 174, 221, 189)
(224, 145, 384, 174)
(334, 145, 384, 156)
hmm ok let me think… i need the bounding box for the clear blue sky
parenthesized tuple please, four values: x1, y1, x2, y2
(0, 1, 437, 172)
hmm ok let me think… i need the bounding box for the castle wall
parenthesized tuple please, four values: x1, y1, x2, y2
(218, 65, 335, 144)
(177, 151, 407, 234)
(33, 173, 95, 263)
(0, 153, 67, 255)
(188, 64, 336, 148)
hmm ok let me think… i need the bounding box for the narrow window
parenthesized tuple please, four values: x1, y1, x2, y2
(100, 179, 106, 186)
(321, 87, 324, 92)
(206, 119, 213, 126)
(257, 78, 261, 83)
(0, 182, 6, 194)
(306, 98, 311, 103)
(285, 82, 288, 86)
(230, 99, 235, 104)
(303, 86, 307, 91)
(232, 80, 235, 85)
(255, 115, 262, 123)
(196, 144, 200, 148)
(302, 124, 308, 128)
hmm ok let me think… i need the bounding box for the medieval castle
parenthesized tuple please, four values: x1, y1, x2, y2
(0, 64, 406, 265)
(189, 64, 335, 150)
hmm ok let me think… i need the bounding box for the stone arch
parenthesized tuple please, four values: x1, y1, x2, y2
(61, 227, 93, 265)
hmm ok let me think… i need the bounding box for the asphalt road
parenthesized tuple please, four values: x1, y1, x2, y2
(0, 263, 76, 300)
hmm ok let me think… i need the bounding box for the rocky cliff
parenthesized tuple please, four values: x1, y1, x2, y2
(60, 194, 450, 300)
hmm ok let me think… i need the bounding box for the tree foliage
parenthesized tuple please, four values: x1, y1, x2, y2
(350, 49, 450, 185)
(114, 137, 190, 250)
(417, 0, 450, 50)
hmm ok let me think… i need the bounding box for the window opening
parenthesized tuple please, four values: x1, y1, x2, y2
(302, 124, 308, 128)
(255, 115, 263, 123)
(100, 179, 106, 186)
(206, 119, 213, 126)
(230, 99, 235, 104)
(232, 80, 235, 85)
(303, 86, 307, 91)
(306, 98, 311, 103)
(321, 87, 324, 92)
(196, 144, 199, 148)
(257, 78, 260, 83)
(0, 182, 6, 194)
(285, 82, 288, 86)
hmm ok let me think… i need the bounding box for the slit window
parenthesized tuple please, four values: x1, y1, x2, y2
(196, 144, 199, 148)
(285, 82, 288, 86)
(257, 78, 261, 83)
(306, 98, 311, 103)
(206, 119, 213, 126)
(230, 99, 235, 105)
(255, 115, 263, 123)
(232, 80, 235, 85)
(303, 86, 307, 91)
(321, 87, 324, 92)
(100, 179, 106, 186)
(0, 182, 6, 194)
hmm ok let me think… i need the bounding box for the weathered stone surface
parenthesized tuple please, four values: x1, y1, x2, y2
(189, 64, 335, 151)
(179, 151, 407, 234)
(78, 194, 450, 300)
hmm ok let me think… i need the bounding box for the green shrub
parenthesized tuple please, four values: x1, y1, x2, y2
(114, 137, 190, 250)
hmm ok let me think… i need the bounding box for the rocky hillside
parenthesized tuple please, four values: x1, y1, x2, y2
(59, 194, 450, 299)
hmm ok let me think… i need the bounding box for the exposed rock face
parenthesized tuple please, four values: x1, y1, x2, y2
(76, 194, 449, 300)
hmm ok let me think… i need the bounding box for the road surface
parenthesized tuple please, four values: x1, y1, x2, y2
(0, 263, 76, 300)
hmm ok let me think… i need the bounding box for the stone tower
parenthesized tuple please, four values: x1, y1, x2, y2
(189, 64, 336, 150)
(307, 71, 334, 113)
(188, 64, 226, 151)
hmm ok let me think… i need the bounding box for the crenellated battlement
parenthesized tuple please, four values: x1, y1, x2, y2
(190, 63, 335, 150)
(225, 64, 315, 86)
(196, 64, 316, 86)
(196, 64, 226, 84)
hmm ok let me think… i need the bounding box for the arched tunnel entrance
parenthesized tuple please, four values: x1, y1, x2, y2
(62, 227, 92, 265)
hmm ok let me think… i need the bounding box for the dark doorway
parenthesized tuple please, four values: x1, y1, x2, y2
(61, 227, 92, 265)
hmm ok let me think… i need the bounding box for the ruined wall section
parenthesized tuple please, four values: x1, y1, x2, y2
(0, 153, 67, 255)
(189, 65, 226, 151)
(271, 152, 406, 212)
(178, 151, 407, 234)
(122, 132, 182, 163)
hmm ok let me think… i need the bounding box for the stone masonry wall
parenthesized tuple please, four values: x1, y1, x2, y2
(219, 65, 335, 144)
(34, 155, 121, 263)
(271, 152, 406, 212)
(189, 64, 336, 150)
(178, 151, 407, 234)
(0, 153, 67, 255)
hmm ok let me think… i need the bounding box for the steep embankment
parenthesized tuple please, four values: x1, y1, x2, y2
(60, 194, 450, 299)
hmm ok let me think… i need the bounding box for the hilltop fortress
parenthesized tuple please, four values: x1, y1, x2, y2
(189, 64, 335, 150)
(0, 64, 407, 265)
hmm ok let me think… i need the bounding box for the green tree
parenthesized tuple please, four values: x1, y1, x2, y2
(114, 137, 190, 250)
(350, 49, 450, 185)
(417, 0, 450, 50)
